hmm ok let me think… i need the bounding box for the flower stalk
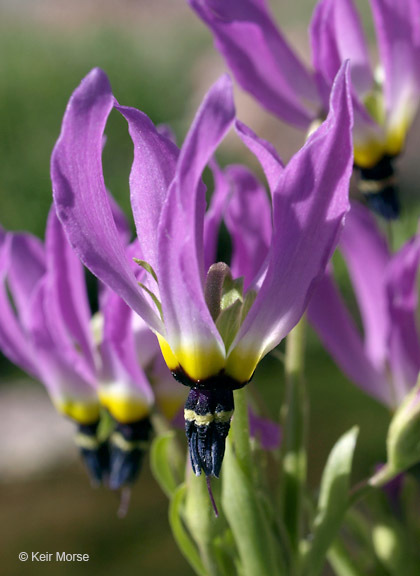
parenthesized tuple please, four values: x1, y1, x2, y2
(231, 387, 252, 479)
(281, 316, 308, 553)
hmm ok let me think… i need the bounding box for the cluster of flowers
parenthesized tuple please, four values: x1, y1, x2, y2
(1, 0, 420, 509)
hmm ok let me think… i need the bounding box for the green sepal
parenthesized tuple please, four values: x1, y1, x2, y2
(169, 484, 207, 576)
(221, 438, 285, 576)
(302, 427, 359, 576)
(133, 257, 158, 283)
(150, 432, 181, 498)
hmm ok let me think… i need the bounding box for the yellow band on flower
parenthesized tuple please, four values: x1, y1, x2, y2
(54, 398, 100, 425)
(225, 345, 260, 384)
(157, 334, 226, 382)
(98, 389, 151, 424)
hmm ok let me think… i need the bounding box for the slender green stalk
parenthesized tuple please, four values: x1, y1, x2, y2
(280, 316, 308, 552)
(328, 540, 365, 576)
(232, 386, 253, 478)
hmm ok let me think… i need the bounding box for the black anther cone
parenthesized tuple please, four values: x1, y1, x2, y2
(357, 155, 400, 220)
(109, 417, 152, 490)
(185, 388, 234, 478)
(78, 421, 110, 485)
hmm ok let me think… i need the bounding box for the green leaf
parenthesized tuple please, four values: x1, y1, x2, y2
(221, 438, 285, 576)
(169, 484, 207, 576)
(137, 281, 163, 319)
(150, 432, 180, 498)
(302, 427, 359, 576)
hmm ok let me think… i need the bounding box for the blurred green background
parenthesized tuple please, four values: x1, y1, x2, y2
(1, 1, 420, 575)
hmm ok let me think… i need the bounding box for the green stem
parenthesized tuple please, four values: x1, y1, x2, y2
(232, 387, 253, 478)
(281, 316, 308, 552)
(328, 540, 365, 576)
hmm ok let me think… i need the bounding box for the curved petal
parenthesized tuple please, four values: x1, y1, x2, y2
(115, 103, 179, 272)
(224, 165, 271, 289)
(45, 207, 96, 378)
(28, 280, 99, 424)
(0, 234, 38, 376)
(203, 159, 230, 271)
(226, 63, 353, 382)
(310, 0, 373, 98)
(370, 0, 420, 137)
(339, 202, 390, 369)
(99, 289, 155, 424)
(157, 75, 235, 380)
(189, 0, 318, 128)
(385, 235, 420, 403)
(234, 120, 284, 193)
(51, 68, 163, 335)
(308, 269, 390, 404)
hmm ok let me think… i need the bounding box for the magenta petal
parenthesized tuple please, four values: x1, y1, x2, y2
(339, 203, 390, 369)
(370, 0, 420, 120)
(385, 236, 420, 402)
(308, 269, 389, 404)
(224, 165, 271, 289)
(232, 63, 353, 361)
(310, 0, 373, 99)
(44, 207, 96, 378)
(157, 76, 234, 367)
(189, 0, 318, 128)
(115, 103, 179, 272)
(235, 120, 284, 192)
(203, 159, 230, 271)
(0, 234, 38, 376)
(248, 407, 281, 450)
(51, 68, 163, 335)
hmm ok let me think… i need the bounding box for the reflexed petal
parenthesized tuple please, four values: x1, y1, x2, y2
(203, 159, 230, 271)
(248, 408, 281, 450)
(308, 269, 390, 404)
(0, 234, 38, 376)
(235, 120, 284, 193)
(339, 202, 389, 369)
(115, 103, 179, 272)
(370, 0, 420, 142)
(45, 207, 96, 377)
(226, 63, 353, 382)
(7, 233, 45, 332)
(28, 280, 99, 424)
(189, 0, 319, 127)
(224, 165, 271, 289)
(99, 289, 154, 424)
(157, 76, 234, 380)
(385, 236, 420, 403)
(51, 68, 163, 335)
(310, 0, 373, 99)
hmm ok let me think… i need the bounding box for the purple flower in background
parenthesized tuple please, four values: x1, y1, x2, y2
(308, 201, 420, 408)
(189, 0, 420, 219)
(0, 208, 181, 489)
(51, 64, 353, 477)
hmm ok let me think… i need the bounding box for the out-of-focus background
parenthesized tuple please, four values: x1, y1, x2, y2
(0, 1, 419, 574)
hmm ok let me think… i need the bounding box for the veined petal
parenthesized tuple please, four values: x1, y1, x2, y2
(7, 233, 45, 333)
(157, 76, 235, 380)
(203, 159, 230, 271)
(45, 207, 96, 378)
(226, 63, 353, 382)
(189, 0, 319, 128)
(51, 68, 163, 335)
(339, 202, 390, 369)
(234, 120, 284, 193)
(370, 0, 420, 135)
(99, 289, 154, 424)
(308, 269, 390, 405)
(224, 165, 271, 289)
(0, 233, 38, 376)
(115, 103, 179, 272)
(310, 0, 373, 98)
(385, 235, 420, 404)
(28, 280, 99, 424)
